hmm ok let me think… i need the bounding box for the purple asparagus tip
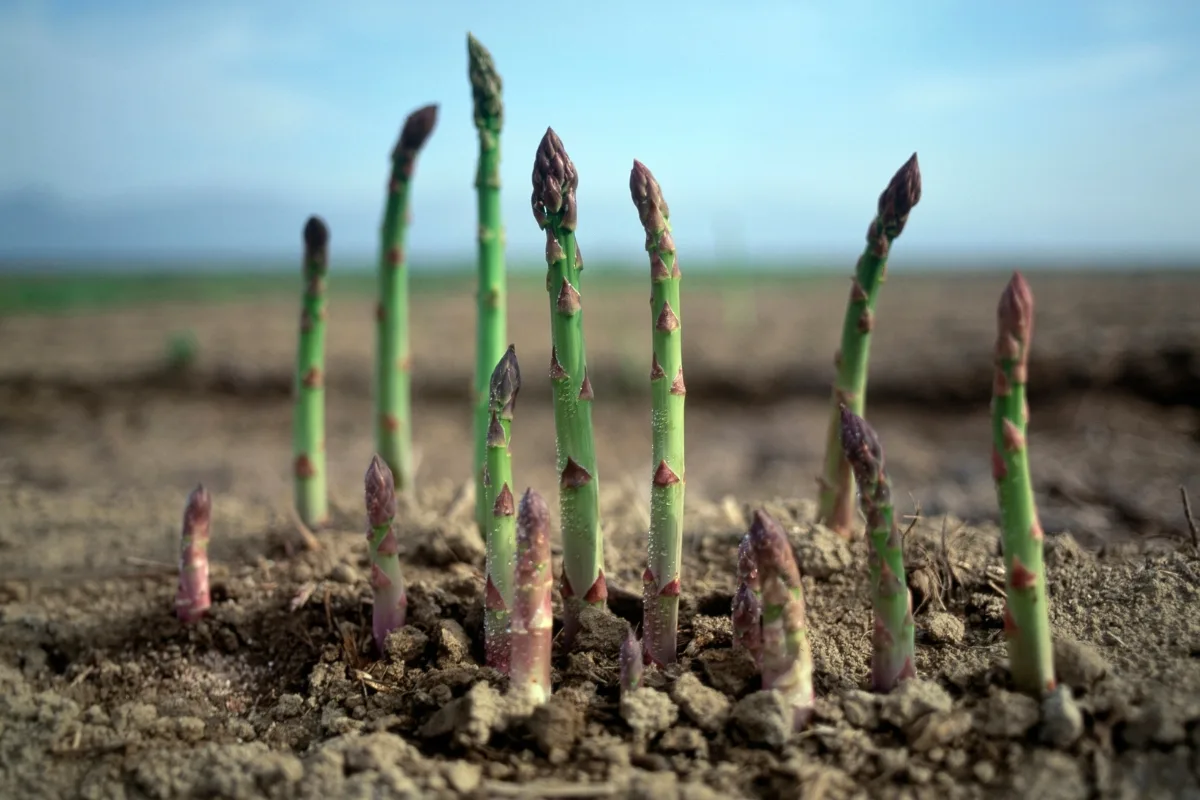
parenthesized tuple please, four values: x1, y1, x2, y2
(620, 626, 645, 693)
(365, 454, 396, 529)
(531, 127, 579, 232)
(489, 344, 522, 420)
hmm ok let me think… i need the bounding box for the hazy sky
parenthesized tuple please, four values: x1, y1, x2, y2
(2, 0, 1199, 263)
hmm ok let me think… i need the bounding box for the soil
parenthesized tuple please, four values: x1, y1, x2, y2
(2, 271, 1199, 798)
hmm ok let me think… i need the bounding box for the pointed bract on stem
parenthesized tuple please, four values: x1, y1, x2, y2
(731, 532, 763, 664)
(619, 626, 644, 696)
(468, 34, 509, 544)
(747, 510, 814, 730)
(818, 154, 922, 537)
(509, 488, 554, 705)
(293, 215, 330, 529)
(991, 272, 1055, 696)
(376, 104, 439, 495)
(484, 345, 521, 672)
(176, 484, 212, 623)
(630, 159, 686, 667)
(365, 455, 406, 654)
(839, 406, 917, 692)
(532, 128, 604, 646)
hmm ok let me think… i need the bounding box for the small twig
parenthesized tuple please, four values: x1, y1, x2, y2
(287, 506, 322, 553)
(1181, 486, 1199, 552)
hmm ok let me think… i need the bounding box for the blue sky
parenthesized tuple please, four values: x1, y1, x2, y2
(1, 0, 1198, 265)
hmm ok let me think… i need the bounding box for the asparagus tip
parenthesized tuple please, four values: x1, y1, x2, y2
(303, 215, 329, 257)
(748, 510, 800, 586)
(839, 405, 885, 488)
(629, 159, 670, 235)
(489, 343, 522, 418)
(395, 104, 440, 160)
(467, 33, 503, 128)
(517, 487, 550, 547)
(998, 271, 1034, 346)
(877, 152, 923, 233)
(365, 454, 397, 528)
(185, 483, 212, 527)
(619, 625, 644, 693)
(531, 127, 578, 230)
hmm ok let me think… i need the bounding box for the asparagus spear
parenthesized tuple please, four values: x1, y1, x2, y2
(293, 215, 330, 529)
(818, 154, 922, 536)
(839, 406, 917, 691)
(510, 488, 554, 705)
(468, 34, 509, 540)
(484, 345, 521, 672)
(619, 626, 644, 696)
(531, 127, 604, 644)
(376, 104, 439, 494)
(365, 454, 406, 654)
(748, 510, 814, 730)
(175, 484, 212, 624)
(629, 159, 686, 666)
(992, 272, 1056, 695)
(731, 532, 763, 664)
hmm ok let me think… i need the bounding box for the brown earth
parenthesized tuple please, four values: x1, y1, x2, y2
(1, 270, 1199, 798)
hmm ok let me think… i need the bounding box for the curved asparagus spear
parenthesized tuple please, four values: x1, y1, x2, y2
(532, 127, 604, 645)
(176, 484, 212, 623)
(468, 34, 509, 539)
(748, 510, 814, 730)
(619, 626, 645, 696)
(992, 272, 1056, 695)
(840, 406, 916, 691)
(731, 532, 763, 664)
(818, 154, 922, 536)
(365, 454, 406, 654)
(293, 215, 330, 528)
(630, 159, 686, 666)
(484, 345, 521, 672)
(510, 488, 554, 705)
(376, 104, 439, 494)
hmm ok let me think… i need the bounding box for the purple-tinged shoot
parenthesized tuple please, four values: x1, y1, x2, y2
(731, 532, 763, 664)
(619, 626, 645, 696)
(365, 454, 406, 654)
(509, 488, 554, 705)
(176, 484, 212, 623)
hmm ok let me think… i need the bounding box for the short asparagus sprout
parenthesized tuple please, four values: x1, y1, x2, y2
(619, 626, 644, 696)
(532, 127, 605, 645)
(992, 272, 1056, 695)
(376, 104, 439, 494)
(818, 154, 922, 536)
(731, 532, 763, 664)
(484, 345, 521, 672)
(748, 510, 814, 730)
(840, 406, 917, 691)
(292, 215, 330, 529)
(509, 488, 554, 705)
(176, 484, 212, 624)
(468, 34, 509, 540)
(365, 454, 406, 654)
(630, 159, 686, 667)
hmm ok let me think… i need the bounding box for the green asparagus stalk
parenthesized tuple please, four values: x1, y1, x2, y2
(818, 154, 922, 536)
(731, 532, 762, 664)
(468, 34, 509, 539)
(992, 272, 1056, 695)
(175, 484, 212, 624)
(510, 488, 554, 705)
(619, 626, 644, 696)
(748, 510, 814, 730)
(484, 345, 521, 672)
(365, 454, 406, 654)
(531, 127, 604, 645)
(629, 159, 686, 667)
(839, 406, 916, 692)
(293, 215, 330, 528)
(375, 104, 439, 494)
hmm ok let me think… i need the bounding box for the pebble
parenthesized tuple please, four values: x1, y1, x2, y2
(924, 612, 965, 645)
(1041, 686, 1084, 748)
(330, 563, 357, 584)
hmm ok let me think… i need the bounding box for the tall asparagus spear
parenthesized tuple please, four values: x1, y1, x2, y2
(365, 454, 406, 654)
(840, 406, 916, 692)
(748, 510, 814, 730)
(731, 532, 763, 664)
(293, 216, 330, 528)
(375, 104, 439, 494)
(176, 484, 212, 623)
(468, 34, 509, 539)
(992, 272, 1056, 695)
(484, 345, 521, 672)
(531, 127, 604, 644)
(629, 159, 686, 666)
(509, 488, 554, 705)
(817, 154, 922, 536)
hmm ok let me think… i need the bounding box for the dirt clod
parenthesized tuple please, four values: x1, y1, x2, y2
(975, 688, 1041, 738)
(923, 611, 965, 645)
(1054, 635, 1109, 688)
(620, 686, 678, 740)
(669, 672, 730, 732)
(1041, 685, 1084, 748)
(791, 524, 854, 579)
(731, 690, 792, 749)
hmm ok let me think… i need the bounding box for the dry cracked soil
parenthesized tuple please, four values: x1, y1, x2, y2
(2, 270, 1200, 799)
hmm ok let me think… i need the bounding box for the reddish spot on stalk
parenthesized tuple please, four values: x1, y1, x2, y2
(1003, 606, 1019, 636)
(898, 658, 916, 681)
(560, 458, 592, 488)
(991, 446, 1007, 481)
(650, 254, 670, 281)
(493, 484, 515, 516)
(584, 573, 608, 603)
(655, 302, 680, 333)
(650, 354, 666, 381)
(387, 246, 403, 267)
(560, 575, 574, 598)
(556, 278, 582, 314)
(670, 368, 686, 396)
(857, 309, 874, 334)
(578, 372, 594, 400)
(549, 348, 568, 380)
(849, 278, 868, 303)
(1002, 419, 1025, 452)
(1009, 556, 1037, 590)
(301, 367, 323, 389)
(370, 563, 391, 590)
(1029, 520, 1044, 541)
(294, 455, 316, 479)
(377, 530, 400, 556)
(485, 575, 506, 611)
(652, 460, 680, 487)
(658, 578, 681, 597)
(381, 414, 401, 433)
